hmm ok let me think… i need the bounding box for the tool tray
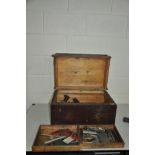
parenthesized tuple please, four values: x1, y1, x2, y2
(32, 125, 124, 151)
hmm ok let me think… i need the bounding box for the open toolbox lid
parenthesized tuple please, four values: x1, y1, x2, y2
(52, 53, 111, 90)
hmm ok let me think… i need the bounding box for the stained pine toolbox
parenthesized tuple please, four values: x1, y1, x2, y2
(32, 53, 124, 151)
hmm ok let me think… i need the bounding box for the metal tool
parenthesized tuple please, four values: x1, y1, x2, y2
(72, 98, 80, 103)
(63, 95, 70, 103)
(44, 136, 66, 145)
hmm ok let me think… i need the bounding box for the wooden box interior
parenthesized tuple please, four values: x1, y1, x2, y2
(53, 90, 115, 105)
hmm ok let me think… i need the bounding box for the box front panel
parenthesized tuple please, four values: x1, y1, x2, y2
(51, 104, 116, 124)
(51, 90, 116, 125)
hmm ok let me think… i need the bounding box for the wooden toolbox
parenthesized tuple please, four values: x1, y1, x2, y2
(32, 53, 124, 151)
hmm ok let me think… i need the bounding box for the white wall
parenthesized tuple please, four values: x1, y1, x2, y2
(26, 0, 129, 110)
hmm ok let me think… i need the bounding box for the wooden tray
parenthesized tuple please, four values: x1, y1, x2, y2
(32, 125, 81, 151)
(79, 124, 124, 149)
(32, 125, 124, 152)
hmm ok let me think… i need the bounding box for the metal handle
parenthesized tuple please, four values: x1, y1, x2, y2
(94, 152, 120, 155)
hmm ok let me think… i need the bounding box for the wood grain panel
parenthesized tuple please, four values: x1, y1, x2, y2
(53, 54, 111, 90)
